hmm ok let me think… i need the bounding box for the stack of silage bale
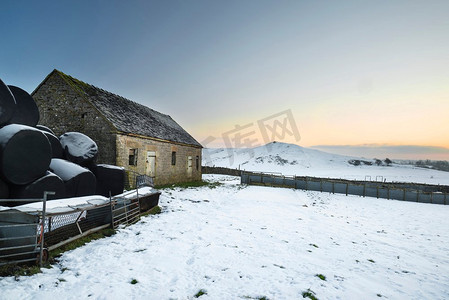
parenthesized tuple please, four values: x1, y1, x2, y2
(0, 78, 124, 205)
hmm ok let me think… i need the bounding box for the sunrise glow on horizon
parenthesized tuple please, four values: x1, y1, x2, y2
(1, 1, 448, 160)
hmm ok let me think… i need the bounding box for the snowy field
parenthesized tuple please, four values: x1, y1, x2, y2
(1, 174, 449, 299)
(203, 143, 449, 185)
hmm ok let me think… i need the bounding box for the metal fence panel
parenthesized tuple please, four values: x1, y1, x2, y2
(284, 178, 296, 187)
(418, 193, 432, 204)
(0, 201, 42, 266)
(348, 184, 364, 196)
(405, 191, 418, 202)
(249, 175, 262, 184)
(308, 180, 321, 192)
(334, 183, 347, 194)
(432, 193, 445, 205)
(389, 189, 405, 201)
(263, 176, 275, 185)
(321, 181, 333, 193)
(241, 171, 448, 205)
(365, 187, 378, 198)
(295, 179, 307, 190)
(111, 196, 140, 229)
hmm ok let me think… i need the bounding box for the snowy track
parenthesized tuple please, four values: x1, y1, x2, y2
(1, 175, 449, 299)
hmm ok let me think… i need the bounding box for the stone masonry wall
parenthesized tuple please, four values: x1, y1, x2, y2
(32, 72, 117, 165)
(116, 134, 202, 186)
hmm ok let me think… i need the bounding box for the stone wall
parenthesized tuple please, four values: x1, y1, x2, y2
(32, 72, 117, 165)
(116, 134, 202, 186)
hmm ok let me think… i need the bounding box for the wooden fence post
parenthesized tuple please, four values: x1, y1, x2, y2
(320, 179, 323, 192)
(345, 183, 348, 196)
(430, 192, 433, 204)
(332, 182, 335, 194)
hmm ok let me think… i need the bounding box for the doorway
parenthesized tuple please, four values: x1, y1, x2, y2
(146, 151, 156, 177)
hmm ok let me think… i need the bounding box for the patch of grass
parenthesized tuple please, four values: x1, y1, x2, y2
(368, 259, 375, 263)
(130, 278, 138, 284)
(133, 249, 147, 253)
(315, 274, 326, 281)
(0, 264, 42, 277)
(273, 264, 286, 269)
(194, 289, 207, 298)
(309, 243, 319, 248)
(49, 228, 116, 261)
(140, 205, 162, 217)
(302, 289, 318, 300)
(156, 180, 222, 190)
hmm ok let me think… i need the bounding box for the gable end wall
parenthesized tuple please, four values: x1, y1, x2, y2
(33, 73, 117, 165)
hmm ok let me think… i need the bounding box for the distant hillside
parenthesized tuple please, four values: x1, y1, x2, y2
(202, 142, 449, 185)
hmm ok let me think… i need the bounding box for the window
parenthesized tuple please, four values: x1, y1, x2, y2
(171, 151, 176, 165)
(129, 149, 137, 166)
(196, 156, 199, 170)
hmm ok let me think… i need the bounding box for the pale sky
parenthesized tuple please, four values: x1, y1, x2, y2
(1, 1, 448, 159)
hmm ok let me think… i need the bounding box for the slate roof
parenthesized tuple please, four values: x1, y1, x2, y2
(45, 70, 202, 148)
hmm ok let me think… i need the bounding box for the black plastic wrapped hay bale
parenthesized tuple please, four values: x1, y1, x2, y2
(0, 178, 9, 199)
(90, 164, 125, 197)
(41, 130, 63, 158)
(59, 132, 98, 167)
(36, 125, 55, 135)
(7, 85, 40, 127)
(8, 171, 66, 205)
(49, 158, 96, 198)
(0, 124, 51, 185)
(0, 79, 16, 126)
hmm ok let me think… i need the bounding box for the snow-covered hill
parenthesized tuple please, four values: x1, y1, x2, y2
(203, 142, 449, 185)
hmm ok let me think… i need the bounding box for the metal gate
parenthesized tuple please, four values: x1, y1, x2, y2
(110, 192, 141, 229)
(0, 192, 54, 267)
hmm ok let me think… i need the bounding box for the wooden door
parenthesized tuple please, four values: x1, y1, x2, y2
(146, 151, 156, 177)
(187, 156, 193, 177)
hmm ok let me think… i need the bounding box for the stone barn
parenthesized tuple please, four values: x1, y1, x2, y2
(32, 69, 202, 186)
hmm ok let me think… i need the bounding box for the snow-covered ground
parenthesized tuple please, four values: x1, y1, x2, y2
(203, 142, 449, 185)
(1, 174, 448, 299)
